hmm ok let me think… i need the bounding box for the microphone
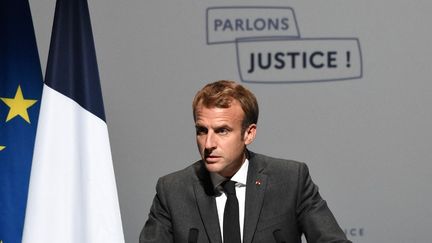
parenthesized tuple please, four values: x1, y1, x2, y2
(188, 228, 199, 243)
(273, 229, 286, 243)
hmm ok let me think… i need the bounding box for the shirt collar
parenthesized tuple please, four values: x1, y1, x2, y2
(210, 159, 249, 194)
(231, 159, 248, 186)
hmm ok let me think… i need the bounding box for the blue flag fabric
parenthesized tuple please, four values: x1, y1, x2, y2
(45, 0, 105, 121)
(0, 1, 43, 243)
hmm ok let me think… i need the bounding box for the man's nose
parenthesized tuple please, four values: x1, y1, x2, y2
(205, 132, 216, 149)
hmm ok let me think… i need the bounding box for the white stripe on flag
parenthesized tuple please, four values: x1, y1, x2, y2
(23, 84, 124, 243)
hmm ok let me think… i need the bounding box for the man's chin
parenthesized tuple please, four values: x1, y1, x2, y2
(204, 163, 221, 174)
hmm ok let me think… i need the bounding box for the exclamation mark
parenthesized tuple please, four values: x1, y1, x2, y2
(346, 51, 351, 68)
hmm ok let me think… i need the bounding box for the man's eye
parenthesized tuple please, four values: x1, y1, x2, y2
(217, 128, 229, 135)
(196, 128, 207, 135)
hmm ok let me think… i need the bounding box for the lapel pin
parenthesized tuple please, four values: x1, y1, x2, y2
(255, 179, 261, 186)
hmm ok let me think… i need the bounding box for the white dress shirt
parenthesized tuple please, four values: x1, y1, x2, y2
(211, 159, 248, 242)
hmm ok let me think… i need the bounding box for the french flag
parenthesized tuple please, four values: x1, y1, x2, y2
(22, 0, 125, 242)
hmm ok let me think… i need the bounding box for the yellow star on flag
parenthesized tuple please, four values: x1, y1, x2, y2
(1, 85, 38, 123)
(0, 145, 5, 151)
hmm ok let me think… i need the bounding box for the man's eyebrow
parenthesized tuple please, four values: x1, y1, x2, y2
(214, 124, 233, 130)
(195, 124, 208, 132)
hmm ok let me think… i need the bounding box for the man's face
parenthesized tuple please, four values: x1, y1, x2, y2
(195, 100, 256, 177)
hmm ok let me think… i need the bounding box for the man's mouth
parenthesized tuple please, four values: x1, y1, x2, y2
(205, 155, 220, 163)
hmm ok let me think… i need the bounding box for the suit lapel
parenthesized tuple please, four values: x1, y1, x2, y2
(243, 153, 268, 243)
(193, 162, 222, 243)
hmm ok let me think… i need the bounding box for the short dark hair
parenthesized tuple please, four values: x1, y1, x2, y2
(192, 80, 259, 130)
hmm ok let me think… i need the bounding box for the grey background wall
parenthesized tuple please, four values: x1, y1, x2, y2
(29, 1, 432, 243)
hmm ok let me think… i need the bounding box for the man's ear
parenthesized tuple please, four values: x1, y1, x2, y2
(244, 124, 257, 145)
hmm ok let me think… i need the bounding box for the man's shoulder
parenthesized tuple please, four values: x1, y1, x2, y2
(250, 151, 307, 171)
(249, 151, 311, 185)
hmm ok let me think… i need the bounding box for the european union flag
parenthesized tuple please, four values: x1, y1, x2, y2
(0, 1, 43, 243)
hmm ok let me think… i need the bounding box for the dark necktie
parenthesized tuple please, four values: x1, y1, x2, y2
(222, 180, 241, 243)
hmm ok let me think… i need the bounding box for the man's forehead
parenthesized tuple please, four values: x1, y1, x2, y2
(195, 106, 244, 126)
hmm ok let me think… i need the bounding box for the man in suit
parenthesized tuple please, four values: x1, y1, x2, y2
(140, 80, 351, 243)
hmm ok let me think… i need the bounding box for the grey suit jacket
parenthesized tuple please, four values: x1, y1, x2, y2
(140, 151, 351, 243)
